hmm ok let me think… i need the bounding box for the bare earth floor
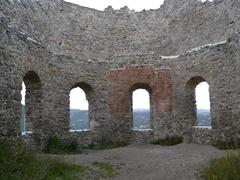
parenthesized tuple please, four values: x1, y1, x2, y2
(60, 143, 227, 180)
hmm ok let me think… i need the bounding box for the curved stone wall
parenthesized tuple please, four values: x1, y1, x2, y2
(0, 0, 239, 148)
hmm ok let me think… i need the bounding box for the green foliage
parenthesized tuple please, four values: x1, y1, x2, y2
(200, 153, 240, 180)
(88, 140, 128, 150)
(45, 135, 128, 152)
(152, 135, 183, 146)
(45, 136, 82, 154)
(212, 138, 240, 150)
(0, 139, 86, 180)
(0, 139, 118, 180)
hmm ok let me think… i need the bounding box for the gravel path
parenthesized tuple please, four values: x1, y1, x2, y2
(60, 143, 227, 180)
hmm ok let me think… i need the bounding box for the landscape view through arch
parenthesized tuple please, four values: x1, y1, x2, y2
(20, 82, 211, 131)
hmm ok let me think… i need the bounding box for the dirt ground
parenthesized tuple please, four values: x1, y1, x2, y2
(60, 143, 227, 180)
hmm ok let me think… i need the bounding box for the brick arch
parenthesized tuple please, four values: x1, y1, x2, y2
(108, 65, 173, 139)
(22, 71, 42, 134)
(129, 83, 152, 94)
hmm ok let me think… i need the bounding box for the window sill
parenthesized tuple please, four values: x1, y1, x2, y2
(132, 129, 153, 132)
(69, 129, 90, 132)
(193, 126, 212, 130)
(21, 131, 33, 136)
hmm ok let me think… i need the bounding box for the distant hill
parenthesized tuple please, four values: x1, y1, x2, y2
(20, 106, 211, 131)
(133, 109, 211, 128)
(69, 109, 211, 129)
(133, 109, 150, 129)
(20, 105, 25, 132)
(197, 109, 211, 126)
(70, 109, 89, 130)
(20, 106, 89, 131)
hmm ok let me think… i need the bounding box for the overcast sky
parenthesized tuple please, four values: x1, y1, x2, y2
(64, 0, 165, 11)
(64, 0, 209, 11)
(196, 82, 210, 109)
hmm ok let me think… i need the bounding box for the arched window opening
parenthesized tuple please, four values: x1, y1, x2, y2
(132, 89, 151, 130)
(20, 82, 26, 133)
(20, 71, 42, 135)
(69, 87, 89, 131)
(195, 82, 211, 128)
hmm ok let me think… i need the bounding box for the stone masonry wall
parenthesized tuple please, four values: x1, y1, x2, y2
(0, 0, 240, 148)
(108, 66, 172, 141)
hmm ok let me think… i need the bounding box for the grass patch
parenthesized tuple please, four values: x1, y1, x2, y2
(212, 138, 240, 150)
(0, 139, 118, 180)
(0, 139, 86, 179)
(92, 161, 118, 178)
(152, 135, 183, 146)
(200, 153, 240, 180)
(44, 136, 83, 154)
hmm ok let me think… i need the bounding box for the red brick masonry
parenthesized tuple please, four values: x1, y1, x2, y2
(109, 65, 172, 114)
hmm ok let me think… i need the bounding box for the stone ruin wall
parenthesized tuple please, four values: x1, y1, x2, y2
(0, 0, 240, 148)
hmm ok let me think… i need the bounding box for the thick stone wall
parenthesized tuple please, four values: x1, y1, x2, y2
(0, 0, 240, 148)
(2, 0, 240, 58)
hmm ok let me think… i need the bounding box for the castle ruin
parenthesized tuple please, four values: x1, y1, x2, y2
(0, 0, 240, 148)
